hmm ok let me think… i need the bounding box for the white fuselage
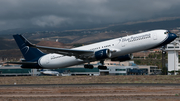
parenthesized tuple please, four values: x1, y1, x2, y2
(38, 30, 169, 69)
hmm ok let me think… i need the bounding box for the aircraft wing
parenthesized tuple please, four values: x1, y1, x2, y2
(20, 34, 116, 60)
(6, 61, 37, 64)
(31, 45, 94, 56)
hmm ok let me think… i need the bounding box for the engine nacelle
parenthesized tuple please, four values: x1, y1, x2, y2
(94, 49, 111, 60)
(111, 54, 133, 62)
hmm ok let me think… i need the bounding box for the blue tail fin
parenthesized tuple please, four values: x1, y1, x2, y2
(13, 34, 45, 61)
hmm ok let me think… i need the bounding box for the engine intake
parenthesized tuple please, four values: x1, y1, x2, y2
(94, 49, 111, 60)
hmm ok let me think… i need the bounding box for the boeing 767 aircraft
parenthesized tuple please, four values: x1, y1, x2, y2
(9, 30, 177, 69)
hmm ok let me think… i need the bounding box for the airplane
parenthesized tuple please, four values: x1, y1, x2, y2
(40, 70, 59, 76)
(8, 29, 177, 69)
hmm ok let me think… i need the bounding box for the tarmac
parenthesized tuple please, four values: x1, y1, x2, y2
(0, 83, 180, 101)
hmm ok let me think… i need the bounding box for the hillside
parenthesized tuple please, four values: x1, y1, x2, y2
(0, 38, 17, 50)
(37, 40, 65, 48)
(106, 18, 180, 32)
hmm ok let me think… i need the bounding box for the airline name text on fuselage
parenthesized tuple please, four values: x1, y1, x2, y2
(121, 33, 151, 42)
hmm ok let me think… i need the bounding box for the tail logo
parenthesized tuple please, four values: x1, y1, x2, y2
(21, 46, 29, 54)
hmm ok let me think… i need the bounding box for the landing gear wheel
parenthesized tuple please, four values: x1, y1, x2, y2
(84, 64, 94, 69)
(98, 65, 107, 70)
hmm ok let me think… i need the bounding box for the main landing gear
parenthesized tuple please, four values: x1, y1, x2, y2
(84, 60, 107, 70)
(98, 60, 107, 70)
(84, 64, 94, 69)
(84, 64, 107, 69)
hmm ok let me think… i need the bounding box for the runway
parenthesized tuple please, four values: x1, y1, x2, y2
(0, 83, 180, 87)
(0, 83, 180, 101)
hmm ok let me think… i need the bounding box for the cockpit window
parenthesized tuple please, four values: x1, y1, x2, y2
(164, 31, 171, 34)
(164, 32, 168, 34)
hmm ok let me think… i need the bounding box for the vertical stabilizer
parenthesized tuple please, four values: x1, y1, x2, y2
(13, 34, 45, 61)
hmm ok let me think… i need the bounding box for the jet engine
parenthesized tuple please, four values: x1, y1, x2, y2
(94, 49, 111, 60)
(111, 54, 133, 62)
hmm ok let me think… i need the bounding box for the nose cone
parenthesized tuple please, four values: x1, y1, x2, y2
(149, 32, 177, 49)
(169, 33, 177, 41)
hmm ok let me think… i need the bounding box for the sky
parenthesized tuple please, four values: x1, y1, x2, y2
(0, 0, 180, 31)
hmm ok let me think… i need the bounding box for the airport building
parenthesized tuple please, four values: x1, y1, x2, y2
(99, 66, 146, 75)
(0, 67, 31, 76)
(0, 61, 156, 76)
(0, 65, 100, 76)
